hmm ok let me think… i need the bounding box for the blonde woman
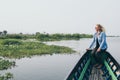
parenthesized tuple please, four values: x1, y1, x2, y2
(87, 24, 108, 68)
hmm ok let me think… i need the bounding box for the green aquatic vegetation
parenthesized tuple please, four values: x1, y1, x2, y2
(0, 72, 13, 80)
(1, 39, 22, 45)
(0, 58, 15, 70)
(0, 39, 75, 58)
(0, 58, 15, 80)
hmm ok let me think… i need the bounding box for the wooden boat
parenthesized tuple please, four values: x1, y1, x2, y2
(66, 50, 120, 80)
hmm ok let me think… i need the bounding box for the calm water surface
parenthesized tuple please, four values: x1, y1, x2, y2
(0, 37, 120, 80)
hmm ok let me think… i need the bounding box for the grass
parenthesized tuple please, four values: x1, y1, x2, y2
(0, 39, 75, 58)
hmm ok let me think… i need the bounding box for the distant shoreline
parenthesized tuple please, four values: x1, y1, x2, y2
(107, 36, 120, 37)
(0, 30, 93, 41)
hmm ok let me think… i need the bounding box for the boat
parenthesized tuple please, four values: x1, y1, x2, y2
(66, 50, 120, 80)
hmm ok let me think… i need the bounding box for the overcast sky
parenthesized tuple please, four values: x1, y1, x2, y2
(0, 0, 120, 35)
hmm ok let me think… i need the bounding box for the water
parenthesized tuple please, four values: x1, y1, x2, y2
(0, 37, 120, 80)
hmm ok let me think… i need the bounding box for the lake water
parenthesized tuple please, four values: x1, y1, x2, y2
(0, 37, 120, 80)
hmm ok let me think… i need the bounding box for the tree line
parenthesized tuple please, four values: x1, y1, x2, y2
(0, 30, 93, 41)
(0, 30, 7, 35)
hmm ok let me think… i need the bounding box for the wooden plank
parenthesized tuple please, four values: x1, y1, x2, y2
(89, 67, 105, 80)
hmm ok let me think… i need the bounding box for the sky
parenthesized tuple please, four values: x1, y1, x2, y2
(0, 0, 120, 35)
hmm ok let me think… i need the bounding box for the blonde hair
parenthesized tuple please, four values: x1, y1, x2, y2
(96, 24, 106, 32)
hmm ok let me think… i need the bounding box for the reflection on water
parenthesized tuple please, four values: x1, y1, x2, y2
(0, 37, 120, 80)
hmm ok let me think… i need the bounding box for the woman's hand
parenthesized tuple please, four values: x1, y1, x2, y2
(97, 48, 101, 52)
(86, 48, 91, 51)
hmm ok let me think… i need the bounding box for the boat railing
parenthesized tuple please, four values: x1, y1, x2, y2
(66, 50, 92, 80)
(103, 52, 120, 80)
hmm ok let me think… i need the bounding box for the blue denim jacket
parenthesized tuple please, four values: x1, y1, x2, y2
(89, 32, 108, 50)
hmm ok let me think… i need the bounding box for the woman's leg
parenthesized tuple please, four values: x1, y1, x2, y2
(95, 50, 106, 65)
(91, 48, 97, 57)
(91, 48, 98, 65)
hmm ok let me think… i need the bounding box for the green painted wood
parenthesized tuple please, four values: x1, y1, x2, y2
(66, 51, 91, 80)
(78, 58, 91, 80)
(104, 61, 118, 80)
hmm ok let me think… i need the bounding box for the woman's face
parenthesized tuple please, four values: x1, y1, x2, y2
(95, 26, 100, 32)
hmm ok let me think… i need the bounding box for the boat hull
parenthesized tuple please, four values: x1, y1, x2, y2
(66, 50, 120, 80)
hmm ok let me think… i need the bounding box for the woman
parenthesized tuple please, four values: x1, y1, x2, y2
(87, 24, 108, 68)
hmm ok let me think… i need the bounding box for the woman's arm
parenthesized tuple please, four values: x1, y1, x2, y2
(99, 32, 106, 49)
(89, 34, 95, 49)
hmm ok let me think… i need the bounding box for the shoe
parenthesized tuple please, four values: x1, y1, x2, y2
(94, 64, 100, 67)
(96, 64, 103, 69)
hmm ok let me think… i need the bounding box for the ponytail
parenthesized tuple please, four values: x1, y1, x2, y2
(102, 26, 106, 32)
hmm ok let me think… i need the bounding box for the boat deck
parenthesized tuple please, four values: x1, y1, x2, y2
(89, 67, 105, 80)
